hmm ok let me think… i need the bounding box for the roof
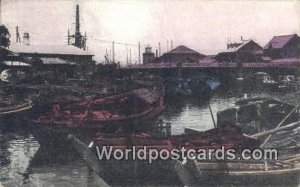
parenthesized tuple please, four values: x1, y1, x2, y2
(40, 58, 76, 65)
(9, 42, 94, 56)
(166, 45, 203, 55)
(264, 34, 298, 49)
(223, 40, 262, 53)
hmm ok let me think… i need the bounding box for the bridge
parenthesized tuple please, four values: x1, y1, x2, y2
(120, 58, 300, 84)
(121, 58, 300, 70)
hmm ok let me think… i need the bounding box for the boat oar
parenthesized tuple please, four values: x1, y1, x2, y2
(207, 101, 229, 175)
(260, 105, 299, 148)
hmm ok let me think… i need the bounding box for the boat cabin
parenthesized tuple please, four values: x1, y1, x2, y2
(217, 98, 299, 134)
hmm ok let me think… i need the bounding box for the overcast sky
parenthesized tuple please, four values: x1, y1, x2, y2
(1, 0, 300, 63)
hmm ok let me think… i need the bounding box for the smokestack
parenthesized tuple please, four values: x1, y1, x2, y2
(74, 4, 82, 48)
(75, 4, 80, 35)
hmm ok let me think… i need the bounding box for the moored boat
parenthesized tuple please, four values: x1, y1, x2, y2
(26, 83, 166, 146)
(183, 154, 300, 186)
(68, 125, 260, 184)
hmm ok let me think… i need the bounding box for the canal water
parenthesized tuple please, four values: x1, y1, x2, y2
(0, 87, 299, 187)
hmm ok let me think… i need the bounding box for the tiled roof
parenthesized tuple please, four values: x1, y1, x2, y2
(264, 34, 298, 49)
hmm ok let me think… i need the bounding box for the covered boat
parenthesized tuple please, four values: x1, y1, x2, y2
(26, 84, 165, 146)
(217, 97, 300, 134)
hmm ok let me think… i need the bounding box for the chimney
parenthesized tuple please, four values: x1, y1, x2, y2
(74, 4, 82, 48)
(23, 32, 30, 45)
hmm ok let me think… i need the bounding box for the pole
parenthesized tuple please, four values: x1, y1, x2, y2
(126, 44, 128, 65)
(159, 42, 161, 56)
(260, 105, 299, 148)
(130, 48, 132, 64)
(167, 40, 169, 51)
(138, 42, 141, 64)
(0, 0, 2, 25)
(208, 103, 217, 129)
(112, 41, 115, 63)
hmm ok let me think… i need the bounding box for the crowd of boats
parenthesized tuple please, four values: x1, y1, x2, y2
(0, 72, 299, 186)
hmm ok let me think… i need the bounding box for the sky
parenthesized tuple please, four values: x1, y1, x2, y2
(1, 0, 300, 63)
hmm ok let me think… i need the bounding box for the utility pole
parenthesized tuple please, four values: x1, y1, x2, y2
(67, 29, 70, 45)
(138, 42, 141, 64)
(112, 41, 115, 63)
(126, 44, 128, 64)
(129, 48, 132, 64)
(16, 26, 20, 42)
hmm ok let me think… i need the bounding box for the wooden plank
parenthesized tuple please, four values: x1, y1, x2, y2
(67, 134, 110, 187)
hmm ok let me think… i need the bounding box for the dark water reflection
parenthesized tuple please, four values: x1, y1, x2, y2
(0, 88, 299, 186)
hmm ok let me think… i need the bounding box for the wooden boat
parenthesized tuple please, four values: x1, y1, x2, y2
(92, 125, 259, 151)
(30, 86, 165, 128)
(0, 95, 32, 131)
(183, 154, 300, 186)
(68, 125, 260, 184)
(0, 100, 32, 116)
(217, 97, 300, 155)
(26, 84, 165, 146)
(217, 97, 300, 134)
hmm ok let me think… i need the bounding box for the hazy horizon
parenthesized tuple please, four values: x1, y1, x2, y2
(1, 0, 300, 63)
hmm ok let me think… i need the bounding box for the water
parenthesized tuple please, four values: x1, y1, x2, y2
(0, 88, 299, 186)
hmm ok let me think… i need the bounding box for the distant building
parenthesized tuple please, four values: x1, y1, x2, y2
(156, 45, 205, 63)
(263, 34, 300, 59)
(216, 40, 263, 63)
(9, 42, 93, 62)
(142, 45, 155, 64)
(5, 43, 95, 77)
